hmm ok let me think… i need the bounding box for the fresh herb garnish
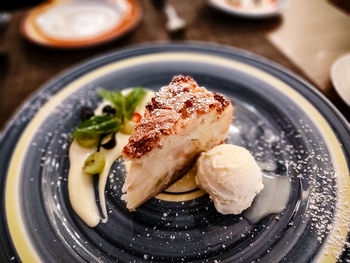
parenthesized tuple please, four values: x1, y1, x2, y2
(98, 87, 146, 122)
(98, 89, 125, 122)
(73, 115, 121, 138)
(123, 88, 147, 120)
(73, 87, 146, 143)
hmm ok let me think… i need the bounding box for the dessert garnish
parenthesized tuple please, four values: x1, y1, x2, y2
(73, 87, 146, 147)
(68, 87, 152, 227)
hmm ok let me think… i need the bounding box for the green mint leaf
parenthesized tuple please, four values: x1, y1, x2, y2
(98, 89, 125, 122)
(97, 89, 116, 104)
(73, 115, 121, 137)
(124, 87, 146, 120)
(98, 87, 146, 122)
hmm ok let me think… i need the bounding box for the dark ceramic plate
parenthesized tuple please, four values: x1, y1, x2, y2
(1, 43, 349, 263)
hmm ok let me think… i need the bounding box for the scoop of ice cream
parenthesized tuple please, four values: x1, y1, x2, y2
(195, 144, 263, 215)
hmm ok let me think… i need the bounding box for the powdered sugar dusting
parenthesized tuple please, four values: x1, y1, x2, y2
(24, 80, 348, 261)
(228, 104, 346, 253)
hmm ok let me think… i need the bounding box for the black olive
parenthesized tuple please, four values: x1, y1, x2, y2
(101, 133, 117, 149)
(80, 106, 94, 121)
(102, 105, 116, 115)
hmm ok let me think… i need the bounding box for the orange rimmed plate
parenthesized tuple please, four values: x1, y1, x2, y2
(21, 0, 142, 49)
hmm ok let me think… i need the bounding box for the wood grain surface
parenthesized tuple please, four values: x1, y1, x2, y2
(0, 0, 348, 130)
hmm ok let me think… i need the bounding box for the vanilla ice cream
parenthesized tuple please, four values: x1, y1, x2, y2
(195, 144, 263, 214)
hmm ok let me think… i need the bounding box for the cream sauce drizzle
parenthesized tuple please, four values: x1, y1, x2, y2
(68, 89, 153, 227)
(99, 133, 131, 223)
(68, 141, 100, 227)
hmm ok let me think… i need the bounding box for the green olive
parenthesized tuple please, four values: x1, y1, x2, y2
(76, 133, 99, 148)
(83, 152, 105, 175)
(121, 120, 135, 135)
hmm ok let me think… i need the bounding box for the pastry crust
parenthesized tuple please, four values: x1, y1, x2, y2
(121, 75, 233, 211)
(123, 75, 230, 158)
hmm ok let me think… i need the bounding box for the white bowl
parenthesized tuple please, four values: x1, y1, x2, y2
(331, 53, 350, 107)
(208, 0, 290, 19)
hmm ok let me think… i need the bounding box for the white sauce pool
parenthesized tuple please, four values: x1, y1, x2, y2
(244, 174, 291, 223)
(68, 140, 100, 227)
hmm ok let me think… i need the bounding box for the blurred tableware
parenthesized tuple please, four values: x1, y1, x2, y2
(21, 0, 142, 49)
(208, 0, 290, 18)
(151, 0, 186, 34)
(0, 13, 11, 31)
(331, 53, 350, 107)
(164, 2, 186, 33)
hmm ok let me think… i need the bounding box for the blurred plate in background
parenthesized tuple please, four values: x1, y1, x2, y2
(331, 53, 350, 107)
(21, 0, 141, 49)
(0, 13, 11, 31)
(208, 0, 290, 18)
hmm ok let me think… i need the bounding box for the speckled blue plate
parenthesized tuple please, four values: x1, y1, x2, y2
(0, 43, 349, 262)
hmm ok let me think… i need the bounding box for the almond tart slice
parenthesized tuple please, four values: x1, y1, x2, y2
(121, 75, 234, 211)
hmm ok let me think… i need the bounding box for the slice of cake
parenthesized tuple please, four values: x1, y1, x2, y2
(122, 75, 234, 211)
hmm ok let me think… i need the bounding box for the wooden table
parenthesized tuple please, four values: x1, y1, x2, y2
(0, 0, 349, 130)
(268, 0, 350, 98)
